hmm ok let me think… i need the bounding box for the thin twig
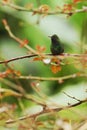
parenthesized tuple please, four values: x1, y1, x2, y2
(16, 73, 87, 81)
(0, 53, 87, 64)
(0, 78, 24, 92)
(2, 19, 39, 54)
(0, 54, 37, 64)
(63, 91, 81, 102)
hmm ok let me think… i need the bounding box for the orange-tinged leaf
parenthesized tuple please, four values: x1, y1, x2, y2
(0, 73, 6, 78)
(2, 0, 10, 3)
(51, 57, 60, 64)
(30, 82, 37, 87)
(73, 0, 82, 3)
(0, 69, 12, 78)
(76, 72, 81, 76)
(2, 19, 7, 25)
(5, 69, 12, 74)
(36, 45, 46, 53)
(33, 57, 43, 61)
(0, 69, 21, 78)
(51, 65, 61, 74)
(36, 121, 44, 126)
(63, 4, 73, 12)
(20, 39, 29, 47)
(14, 70, 21, 76)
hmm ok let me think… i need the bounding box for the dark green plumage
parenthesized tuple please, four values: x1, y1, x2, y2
(50, 34, 64, 55)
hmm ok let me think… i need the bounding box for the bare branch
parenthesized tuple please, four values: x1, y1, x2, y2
(0, 54, 37, 64)
(0, 53, 87, 64)
(2, 19, 39, 54)
(63, 91, 81, 102)
(16, 73, 87, 81)
(6, 98, 87, 124)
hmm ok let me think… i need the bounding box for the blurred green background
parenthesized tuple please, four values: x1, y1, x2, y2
(0, 0, 87, 129)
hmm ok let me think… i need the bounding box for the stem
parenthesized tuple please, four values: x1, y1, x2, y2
(0, 1, 87, 15)
(0, 53, 87, 64)
(17, 73, 87, 81)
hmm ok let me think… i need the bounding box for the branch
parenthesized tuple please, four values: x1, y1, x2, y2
(0, 53, 87, 64)
(2, 19, 39, 55)
(63, 91, 81, 102)
(0, 54, 37, 64)
(16, 73, 87, 81)
(0, 1, 87, 15)
(0, 78, 24, 92)
(6, 98, 87, 124)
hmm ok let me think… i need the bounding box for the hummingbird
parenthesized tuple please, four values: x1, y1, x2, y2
(49, 34, 64, 55)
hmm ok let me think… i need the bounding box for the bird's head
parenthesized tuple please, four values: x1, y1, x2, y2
(49, 34, 59, 43)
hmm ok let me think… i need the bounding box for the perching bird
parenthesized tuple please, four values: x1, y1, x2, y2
(49, 34, 64, 55)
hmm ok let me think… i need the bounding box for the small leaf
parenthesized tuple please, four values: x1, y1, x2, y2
(2, 0, 10, 3)
(0, 69, 12, 78)
(76, 72, 81, 76)
(63, 4, 73, 12)
(36, 45, 46, 53)
(2, 19, 7, 25)
(51, 65, 61, 74)
(30, 82, 37, 87)
(5, 69, 12, 74)
(51, 57, 61, 65)
(14, 70, 21, 76)
(20, 39, 29, 47)
(33, 57, 43, 61)
(73, 0, 82, 3)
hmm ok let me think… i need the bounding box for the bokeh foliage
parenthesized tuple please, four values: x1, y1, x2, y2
(0, 0, 87, 129)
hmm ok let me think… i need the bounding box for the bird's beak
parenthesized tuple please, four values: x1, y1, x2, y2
(48, 36, 51, 38)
